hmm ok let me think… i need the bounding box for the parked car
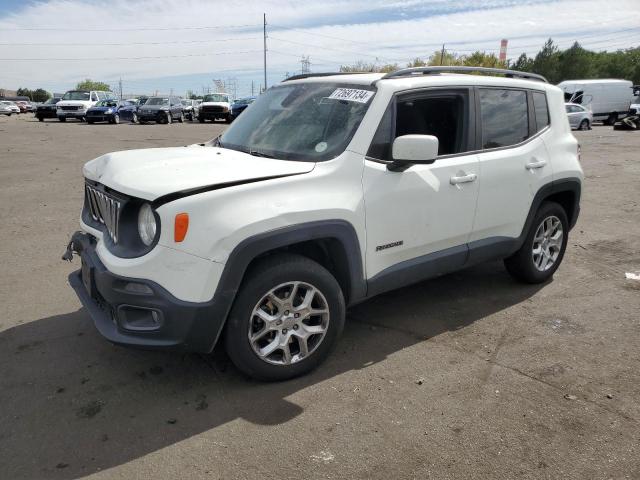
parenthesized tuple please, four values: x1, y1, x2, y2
(137, 96, 184, 124)
(118, 97, 147, 123)
(14, 101, 29, 113)
(35, 97, 62, 121)
(629, 87, 640, 115)
(86, 99, 122, 124)
(565, 103, 592, 130)
(0, 103, 12, 116)
(181, 99, 200, 121)
(0, 100, 19, 115)
(56, 89, 116, 122)
(558, 79, 634, 125)
(198, 93, 232, 123)
(230, 96, 256, 121)
(64, 67, 582, 381)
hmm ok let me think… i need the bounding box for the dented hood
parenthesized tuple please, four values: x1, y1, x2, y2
(83, 146, 315, 201)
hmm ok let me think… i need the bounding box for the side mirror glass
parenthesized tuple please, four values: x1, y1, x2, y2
(388, 135, 439, 172)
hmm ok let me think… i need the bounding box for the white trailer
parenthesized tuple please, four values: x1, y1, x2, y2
(557, 79, 634, 125)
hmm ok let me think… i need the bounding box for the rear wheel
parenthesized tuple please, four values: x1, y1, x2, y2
(58, 116, 66, 122)
(578, 119, 589, 130)
(87, 119, 94, 124)
(37, 116, 43, 122)
(224, 254, 345, 381)
(199, 116, 205, 123)
(605, 113, 618, 125)
(504, 201, 569, 284)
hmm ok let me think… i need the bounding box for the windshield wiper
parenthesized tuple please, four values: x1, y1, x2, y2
(249, 149, 276, 159)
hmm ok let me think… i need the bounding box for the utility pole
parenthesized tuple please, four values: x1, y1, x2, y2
(440, 44, 445, 65)
(300, 56, 311, 75)
(251, 80, 254, 96)
(118, 78, 123, 100)
(263, 13, 267, 92)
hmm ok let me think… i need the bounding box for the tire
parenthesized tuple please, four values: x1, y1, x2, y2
(132, 112, 138, 124)
(113, 114, 120, 124)
(224, 114, 232, 124)
(578, 119, 589, 130)
(199, 116, 205, 123)
(605, 113, 618, 126)
(178, 112, 184, 123)
(166, 112, 172, 124)
(504, 201, 569, 284)
(87, 119, 94, 124)
(37, 116, 43, 122)
(58, 116, 66, 122)
(224, 254, 346, 381)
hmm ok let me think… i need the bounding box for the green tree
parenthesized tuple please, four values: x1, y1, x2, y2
(32, 88, 51, 102)
(532, 39, 561, 83)
(76, 79, 111, 91)
(511, 53, 534, 72)
(558, 42, 594, 80)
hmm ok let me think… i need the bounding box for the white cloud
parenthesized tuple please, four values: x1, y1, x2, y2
(0, 0, 638, 96)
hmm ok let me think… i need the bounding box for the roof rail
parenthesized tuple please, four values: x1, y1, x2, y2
(282, 72, 371, 82)
(380, 66, 548, 83)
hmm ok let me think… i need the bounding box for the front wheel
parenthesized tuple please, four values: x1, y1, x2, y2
(37, 116, 43, 122)
(165, 112, 172, 124)
(605, 113, 618, 126)
(578, 119, 589, 130)
(198, 116, 205, 123)
(224, 254, 345, 381)
(178, 112, 184, 123)
(113, 114, 120, 124)
(504, 201, 569, 284)
(132, 112, 138, 124)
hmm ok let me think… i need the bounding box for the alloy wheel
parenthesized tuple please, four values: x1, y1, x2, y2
(532, 215, 563, 271)
(248, 281, 330, 365)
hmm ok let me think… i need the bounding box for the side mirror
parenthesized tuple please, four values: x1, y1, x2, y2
(388, 135, 439, 172)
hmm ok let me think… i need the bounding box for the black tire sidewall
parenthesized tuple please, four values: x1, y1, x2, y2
(507, 201, 569, 283)
(224, 255, 345, 381)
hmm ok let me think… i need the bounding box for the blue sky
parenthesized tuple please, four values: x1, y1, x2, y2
(1, 0, 639, 97)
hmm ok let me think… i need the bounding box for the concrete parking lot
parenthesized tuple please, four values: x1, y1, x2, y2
(1, 113, 639, 480)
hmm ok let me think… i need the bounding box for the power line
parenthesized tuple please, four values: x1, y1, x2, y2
(0, 37, 260, 47)
(0, 24, 260, 32)
(0, 49, 263, 61)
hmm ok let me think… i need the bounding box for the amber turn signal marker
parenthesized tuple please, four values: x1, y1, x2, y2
(174, 213, 189, 242)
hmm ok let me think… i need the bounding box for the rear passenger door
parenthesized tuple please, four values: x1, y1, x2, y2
(470, 87, 553, 255)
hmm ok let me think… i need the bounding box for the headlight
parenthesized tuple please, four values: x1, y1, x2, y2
(106, 108, 113, 114)
(138, 203, 157, 246)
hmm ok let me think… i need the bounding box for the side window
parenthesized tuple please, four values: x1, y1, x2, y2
(479, 88, 529, 149)
(90, 92, 99, 102)
(532, 91, 550, 132)
(367, 89, 470, 160)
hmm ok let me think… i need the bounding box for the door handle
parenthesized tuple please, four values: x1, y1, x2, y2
(525, 159, 547, 170)
(450, 173, 477, 185)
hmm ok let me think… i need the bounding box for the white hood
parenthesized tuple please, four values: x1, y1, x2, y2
(83, 146, 315, 201)
(57, 100, 92, 108)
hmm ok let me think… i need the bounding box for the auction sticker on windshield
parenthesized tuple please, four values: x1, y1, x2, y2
(328, 88, 374, 103)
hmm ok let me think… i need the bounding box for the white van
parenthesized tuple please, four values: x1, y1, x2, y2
(557, 79, 634, 125)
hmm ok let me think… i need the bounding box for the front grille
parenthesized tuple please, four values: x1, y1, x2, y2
(85, 184, 122, 243)
(61, 105, 80, 111)
(202, 106, 224, 113)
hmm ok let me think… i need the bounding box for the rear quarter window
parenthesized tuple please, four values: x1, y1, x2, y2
(532, 91, 550, 132)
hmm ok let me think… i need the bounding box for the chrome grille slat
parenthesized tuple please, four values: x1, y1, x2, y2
(85, 184, 121, 243)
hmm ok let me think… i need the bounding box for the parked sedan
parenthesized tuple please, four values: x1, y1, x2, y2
(1, 101, 20, 114)
(230, 96, 256, 121)
(138, 96, 184, 124)
(86, 100, 121, 124)
(14, 101, 29, 113)
(565, 103, 593, 130)
(0, 103, 12, 116)
(35, 97, 62, 121)
(117, 97, 147, 123)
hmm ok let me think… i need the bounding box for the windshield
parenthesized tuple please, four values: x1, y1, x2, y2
(181, 100, 191, 106)
(45, 98, 58, 104)
(95, 100, 117, 107)
(220, 83, 375, 162)
(144, 97, 169, 106)
(203, 94, 229, 103)
(62, 91, 90, 101)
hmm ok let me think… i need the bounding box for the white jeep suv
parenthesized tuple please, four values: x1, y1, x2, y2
(65, 67, 582, 381)
(197, 92, 232, 123)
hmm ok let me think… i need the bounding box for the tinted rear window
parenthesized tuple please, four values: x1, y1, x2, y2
(532, 91, 549, 132)
(479, 89, 529, 149)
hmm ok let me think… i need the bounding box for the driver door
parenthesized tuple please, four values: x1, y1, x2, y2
(362, 88, 480, 295)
